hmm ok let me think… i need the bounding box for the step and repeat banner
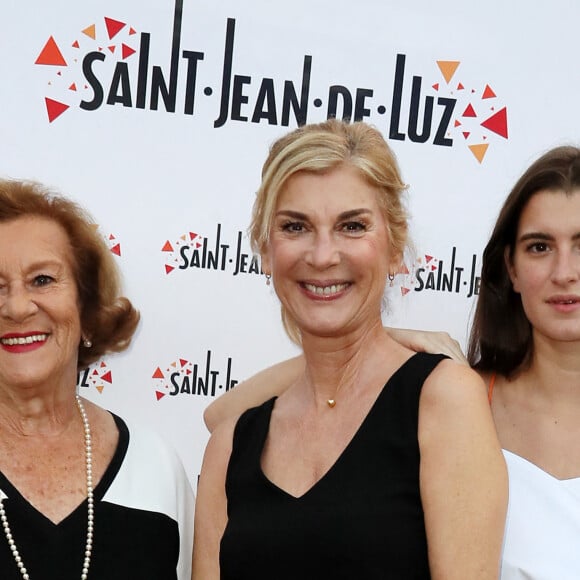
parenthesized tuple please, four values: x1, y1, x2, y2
(1, 0, 578, 490)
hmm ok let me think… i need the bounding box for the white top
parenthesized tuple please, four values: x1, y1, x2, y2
(500, 449, 580, 579)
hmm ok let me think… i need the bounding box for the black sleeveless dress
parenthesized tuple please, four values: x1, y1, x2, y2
(220, 352, 447, 579)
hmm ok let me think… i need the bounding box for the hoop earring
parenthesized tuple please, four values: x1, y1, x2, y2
(388, 273, 395, 287)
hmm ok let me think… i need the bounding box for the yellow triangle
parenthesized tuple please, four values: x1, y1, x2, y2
(437, 60, 460, 84)
(82, 24, 96, 40)
(469, 143, 489, 163)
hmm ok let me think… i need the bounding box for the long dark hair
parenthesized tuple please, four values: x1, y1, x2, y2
(467, 145, 580, 376)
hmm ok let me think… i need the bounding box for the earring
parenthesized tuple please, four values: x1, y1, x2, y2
(265, 274, 271, 286)
(82, 337, 92, 348)
(388, 273, 395, 287)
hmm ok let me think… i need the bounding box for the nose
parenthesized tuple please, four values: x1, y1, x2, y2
(0, 284, 38, 321)
(305, 231, 340, 269)
(551, 248, 580, 285)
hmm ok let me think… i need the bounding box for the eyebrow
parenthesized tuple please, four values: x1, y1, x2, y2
(518, 232, 580, 242)
(275, 208, 373, 220)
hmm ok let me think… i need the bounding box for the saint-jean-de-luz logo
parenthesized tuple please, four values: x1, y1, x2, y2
(33, 12, 508, 163)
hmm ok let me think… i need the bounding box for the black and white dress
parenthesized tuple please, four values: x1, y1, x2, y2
(0, 414, 194, 579)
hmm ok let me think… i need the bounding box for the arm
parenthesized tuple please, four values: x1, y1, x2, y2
(385, 327, 468, 364)
(192, 419, 235, 579)
(203, 356, 304, 432)
(418, 360, 507, 580)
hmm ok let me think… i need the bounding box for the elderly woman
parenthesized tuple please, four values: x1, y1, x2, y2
(0, 180, 193, 579)
(192, 119, 507, 579)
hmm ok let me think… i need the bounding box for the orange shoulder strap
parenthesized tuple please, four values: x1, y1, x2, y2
(488, 372, 497, 405)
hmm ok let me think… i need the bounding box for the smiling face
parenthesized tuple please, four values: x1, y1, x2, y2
(507, 189, 580, 343)
(261, 164, 397, 342)
(0, 216, 82, 392)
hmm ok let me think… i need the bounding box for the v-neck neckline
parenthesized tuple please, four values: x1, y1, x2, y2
(0, 413, 129, 527)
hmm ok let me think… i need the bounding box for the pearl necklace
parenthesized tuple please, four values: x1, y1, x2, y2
(0, 395, 94, 580)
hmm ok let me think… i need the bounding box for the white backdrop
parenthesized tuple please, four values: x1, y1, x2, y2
(1, 0, 578, 491)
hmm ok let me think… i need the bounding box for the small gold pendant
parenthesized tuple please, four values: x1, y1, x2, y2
(327, 399, 336, 408)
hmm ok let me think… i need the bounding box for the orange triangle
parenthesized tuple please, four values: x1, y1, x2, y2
(482, 84, 496, 99)
(155, 391, 166, 401)
(122, 44, 136, 59)
(469, 143, 489, 163)
(45, 98, 69, 123)
(162, 240, 173, 252)
(82, 24, 96, 40)
(105, 17, 126, 39)
(110, 243, 121, 256)
(35, 37, 67, 66)
(96, 386, 104, 393)
(436, 60, 460, 83)
(152, 367, 164, 379)
(101, 371, 112, 383)
(69, 83, 77, 91)
(481, 107, 508, 139)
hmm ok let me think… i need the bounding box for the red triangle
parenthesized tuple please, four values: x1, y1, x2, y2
(179, 358, 188, 367)
(129, 27, 137, 35)
(45, 98, 69, 123)
(463, 131, 470, 139)
(105, 17, 126, 39)
(122, 44, 136, 59)
(454, 120, 461, 127)
(155, 391, 166, 401)
(108, 45, 116, 53)
(35, 36, 67, 66)
(462, 103, 477, 118)
(110, 243, 121, 256)
(101, 371, 113, 383)
(152, 367, 164, 379)
(72, 40, 80, 48)
(100, 362, 107, 367)
(165, 264, 175, 274)
(432, 83, 439, 91)
(109, 234, 116, 240)
(481, 107, 508, 139)
(482, 84, 496, 99)
(68, 83, 77, 91)
(189, 232, 198, 240)
(162, 240, 173, 252)
(92, 369, 99, 375)
(457, 82, 464, 90)
(400, 287, 411, 296)
(425, 255, 434, 263)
